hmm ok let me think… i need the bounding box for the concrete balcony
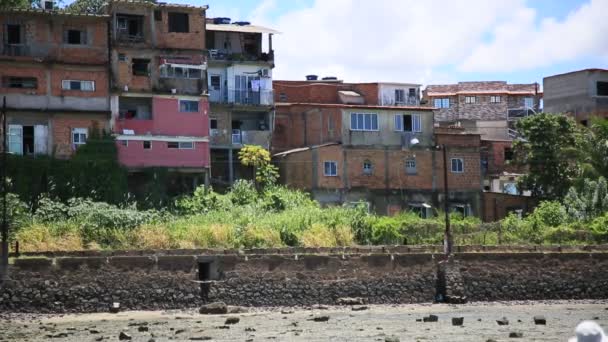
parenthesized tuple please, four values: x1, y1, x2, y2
(210, 129, 271, 149)
(209, 89, 273, 106)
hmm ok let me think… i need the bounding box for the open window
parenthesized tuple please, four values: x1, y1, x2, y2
(409, 203, 432, 219)
(598, 81, 608, 96)
(451, 204, 471, 217)
(168, 12, 189, 33)
(2, 76, 37, 89)
(64, 29, 87, 45)
(394, 114, 422, 132)
(116, 14, 144, 40)
(8, 124, 48, 155)
(132, 59, 150, 76)
(118, 97, 152, 120)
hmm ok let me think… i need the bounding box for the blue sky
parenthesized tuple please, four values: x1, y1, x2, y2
(62, 0, 608, 86)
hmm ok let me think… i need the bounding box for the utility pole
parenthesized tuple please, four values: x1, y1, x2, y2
(441, 144, 452, 256)
(1, 96, 9, 283)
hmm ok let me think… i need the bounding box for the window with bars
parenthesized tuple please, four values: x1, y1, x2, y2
(434, 98, 450, 108)
(490, 95, 501, 103)
(179, 100, 199, 112)
(363, 160, 373, 175)
(451, 158, 464, 173)
(405, 158, 416, 174)
(2, 76, 37, 89)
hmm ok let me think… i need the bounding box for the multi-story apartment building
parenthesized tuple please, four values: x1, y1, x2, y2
(106, 1, 210, 185)
(544, 68, 608, 126)
(0, 6, 110, 158)
(205, 18, 279, 184)
(273, 79, 482, 217)
(424, 81, 542, 196)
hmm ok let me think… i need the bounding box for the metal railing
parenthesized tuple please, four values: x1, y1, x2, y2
(507, 108, 536, 121)
(209, 89, 274, 106)
(2, 44, 30, 57)
(381, 96, 420, 107)
(207, 49, 274, 63)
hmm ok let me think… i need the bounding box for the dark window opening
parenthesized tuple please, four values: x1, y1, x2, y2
(143, 141, 151, 149)
(210, 118, 218, 129)
(118, 53, 127, 61)
(154, 10, 162, 21)
(3, 76, 37, 89)
(504, 147, 514, 161)
(116, 15, 144, 40)
(65, 29, 86, 44)
(279, 92, 287, 102)
(22, 125, 34, 155)
(132, 58, 150, 76)
(6, 24, 21, 44)
(581, 120, 589, 127)
(243, 33, 259, 56)
(403, 114, 413, 131)
(168, 12, 189, 33)
(199, 262, 211, 281)
(597, 81, 608, 96)
(210, 75, 221, 89)
(409, 88, 416, 97)
(167, 142, 179, 149)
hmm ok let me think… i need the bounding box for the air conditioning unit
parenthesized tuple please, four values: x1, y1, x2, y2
(260, 69, 269, 77)
(43, 0, 54, 10)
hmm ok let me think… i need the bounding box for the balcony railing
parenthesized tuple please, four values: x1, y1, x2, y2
(207, 49, 274, 63)
(381, 96, 420, 107)
(209, 89, 274, 106)
(231, 130, 271, 148)
(508, 108, 537, 121)
(116, 32, 145, 43)
(2, 44, 30, 57)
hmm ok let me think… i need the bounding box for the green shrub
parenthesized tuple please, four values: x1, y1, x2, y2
(371, 216, 403, 245)
(240, 224, 283, 248)
(229, 180, 258, 205)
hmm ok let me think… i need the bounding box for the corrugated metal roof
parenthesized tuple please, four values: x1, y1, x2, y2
(338, 90, 362, 97)
(206, 23, 280, 34)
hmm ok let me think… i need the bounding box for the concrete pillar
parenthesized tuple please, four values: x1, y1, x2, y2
(228, 148, 234, 184)
(204, 169, 210, 193)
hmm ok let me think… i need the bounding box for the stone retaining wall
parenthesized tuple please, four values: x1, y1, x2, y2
(1, 246, 608, 313)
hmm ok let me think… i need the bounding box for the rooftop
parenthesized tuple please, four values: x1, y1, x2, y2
(544, 68, 608, 79)
(0, 7, 109, 18)
(276, 102, 435, 111)
(425, 81, 539, 96)
(108, 0, 208, 10)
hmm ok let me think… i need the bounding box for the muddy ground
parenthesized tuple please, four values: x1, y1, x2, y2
(1, 301, 607, 341)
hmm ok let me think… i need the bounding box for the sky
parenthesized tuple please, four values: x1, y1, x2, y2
(64, 0, 608, 86)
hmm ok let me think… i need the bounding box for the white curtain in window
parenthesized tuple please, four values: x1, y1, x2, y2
(413, 114, 422, 132)
(394, 114, 403, 131)
(34, 125, 48, 155)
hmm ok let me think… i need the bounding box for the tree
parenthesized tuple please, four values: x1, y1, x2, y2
(564, 177, 608, 221)
(579, 118, 608, 180)
(238, 145, 278, 188)
(0, 0, 63, 9)
(513, 113, 582, 200)
(65, 0, 106, 14)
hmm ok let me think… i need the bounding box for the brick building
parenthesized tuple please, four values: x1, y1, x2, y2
(205, 18, 279, 185)
(543, 68, 608, 126)
(106, 1, 210, 186)
(0, 7, 110, 158)
(273, 79, 482, 216)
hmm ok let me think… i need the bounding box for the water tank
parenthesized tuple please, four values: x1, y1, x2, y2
(306, 75, 318, 81)
(322, 76, 338, 81)
(213, 17, 231, 24)
(234, 21, 251, 26)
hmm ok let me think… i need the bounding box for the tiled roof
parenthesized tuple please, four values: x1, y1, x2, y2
(426, 81, 538, 96)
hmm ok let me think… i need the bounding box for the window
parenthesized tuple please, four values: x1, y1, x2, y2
(6, 24, 22, 44)
(504, 147, 514, 161)
(168, 141, 194, 149)
(118, 53, 127, 62)
(452, 204, 471, 217)
(395, 89, 405, 103)
(490, 95, 501, 103)
(324, 161, 338, 176)
(394, 114, 422, 132)
(64, 29, 87, 45)
(72, 128, 88, 149)
(279, 92, 288, 102)
(179, 100, 199, 112)
(409, 88, 416, 97)
(143, 141, 151, 149)
(210, 75, 221, 89)
(405, 158, 416, 174)
(168, 12, 189, 33)
(154, 10, 162, 21)
(3, 76, 37, 89)
(350, 113, 378, 131)
(116, 15, 144, 39)
(62, 80, 95, 91)
(210, 118, 218, 129)
(434, 98, 450, 108)
(524, 97, 534, 109)
(132, 58, 150, 76)
(160, 65, 203, 79)
(465, 96, 476, 104)
(598, 82, 608, 96)
(363, 160, 373, 175)
(409, 203, 432, 219)
(451, 158, 464, 173)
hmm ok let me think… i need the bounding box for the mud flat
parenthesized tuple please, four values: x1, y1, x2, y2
(1, 300, 607, 341)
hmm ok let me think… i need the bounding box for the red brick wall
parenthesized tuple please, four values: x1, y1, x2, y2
(435, 150, 482, 191)
(274, 81, 379, 105)
(52, 114, 107, 159)
(346, 149, 386, 189)
(155, 8, 206, 50)
(482, 192, 538, 222)
(318, 144, 344, 189)
(51, 67, 109, 97)
(272, 104, 342, 152)
(387, 150, 434, 190)
(277, 150, 313, 190)
(0, 64, 47, 95)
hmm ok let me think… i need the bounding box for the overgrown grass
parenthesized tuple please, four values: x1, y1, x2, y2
(5, 180, 608, 252)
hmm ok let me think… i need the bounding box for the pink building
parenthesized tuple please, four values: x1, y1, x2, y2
(108, 1, 210, 186)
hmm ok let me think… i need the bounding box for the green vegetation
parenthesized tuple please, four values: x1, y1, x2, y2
(3, 179, 607, 252)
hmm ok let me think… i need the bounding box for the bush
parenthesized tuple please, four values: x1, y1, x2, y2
(240, 225, 283, 248)
(371, 216, 403, 245)
(229, 180, 258, 206)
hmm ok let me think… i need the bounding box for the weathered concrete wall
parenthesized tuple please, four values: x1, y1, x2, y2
(2, 246, 608, 313)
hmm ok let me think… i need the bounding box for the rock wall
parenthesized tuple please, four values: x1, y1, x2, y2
(1, 246, 608, 313)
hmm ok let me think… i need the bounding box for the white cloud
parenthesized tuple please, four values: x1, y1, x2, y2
(459, 0, 608, 72)
(258, 0, 607, 83)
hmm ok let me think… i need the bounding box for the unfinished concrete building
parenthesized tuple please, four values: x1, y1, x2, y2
(0, 6, 110, 158)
